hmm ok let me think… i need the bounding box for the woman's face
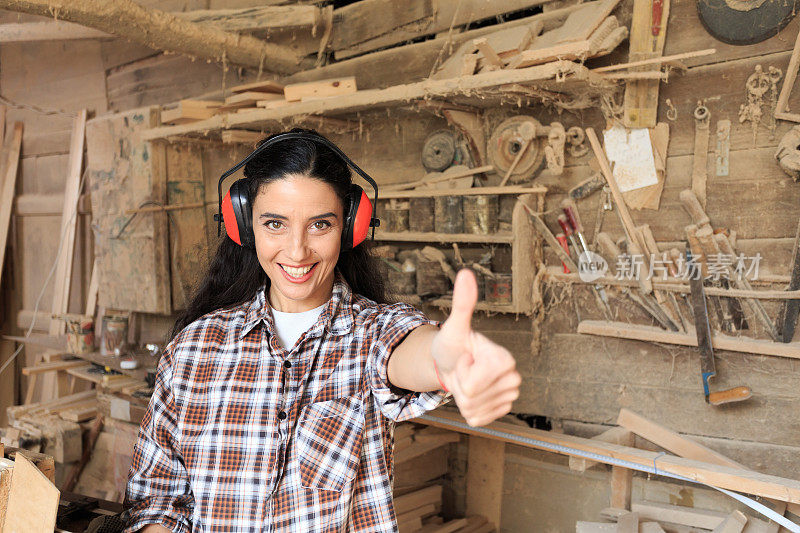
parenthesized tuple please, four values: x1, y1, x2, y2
(252, 174, 343, 312)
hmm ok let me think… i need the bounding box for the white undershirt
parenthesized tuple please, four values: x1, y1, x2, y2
(270, 302, 327, 351)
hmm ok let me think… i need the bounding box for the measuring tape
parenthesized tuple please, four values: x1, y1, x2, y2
(419, 414, 800, 532)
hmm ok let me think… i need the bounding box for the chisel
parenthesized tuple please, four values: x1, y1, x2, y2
(687, 249, 752, 406)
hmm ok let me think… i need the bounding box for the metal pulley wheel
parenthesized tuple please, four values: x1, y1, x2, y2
(487, 116, 545, 183)
(421, 130, 458, 172)
(697, 0, 799, 45)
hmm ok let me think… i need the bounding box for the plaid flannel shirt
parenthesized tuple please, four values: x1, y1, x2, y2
(123, 277, 449, 532)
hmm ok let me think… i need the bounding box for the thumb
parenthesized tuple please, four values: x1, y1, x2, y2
(444, 269, 478, 334)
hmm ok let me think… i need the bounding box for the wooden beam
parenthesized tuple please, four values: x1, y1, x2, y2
(176, 5, 320, 32)
(50, 110, 86, 336)
(0, 123, 23, 290)
(577, 320, 800, 360)
(416, 409, 800, 504)
(21, 360, 85, 375)
(569, 426, 633, 471)
(0, 0, 302, 73)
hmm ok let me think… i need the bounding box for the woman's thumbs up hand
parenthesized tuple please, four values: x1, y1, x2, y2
(432, 269, 522, 427)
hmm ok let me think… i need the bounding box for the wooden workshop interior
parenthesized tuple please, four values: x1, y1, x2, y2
(1, 0, 800, 531)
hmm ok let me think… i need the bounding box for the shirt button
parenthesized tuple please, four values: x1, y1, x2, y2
(283, 360, 292, 369)
(278, 410, 287, 420)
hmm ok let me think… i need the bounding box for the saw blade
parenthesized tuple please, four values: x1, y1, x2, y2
(487, 116, 545, 183)
(697, 0, 799, 45)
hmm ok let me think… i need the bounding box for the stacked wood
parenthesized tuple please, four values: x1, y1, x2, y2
(0, 448, 59, 531)
(161, 100, 221, 125)
(393, 423, 496, 532)
(431, 0, 627, 80)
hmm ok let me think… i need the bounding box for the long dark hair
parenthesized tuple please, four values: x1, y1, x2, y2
(169, 128, 388, 341)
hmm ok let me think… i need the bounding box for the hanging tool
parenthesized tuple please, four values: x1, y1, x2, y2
(692, 102, 710, 209)
(557, 214, 580, 262)
(680, 188, 779, 340)
(687, 249, 752, 406)
(596, 233, 676, 330)
(562, 199, 613, 319)
(556, 233, 571, 273)
(522, 203, 578, 273)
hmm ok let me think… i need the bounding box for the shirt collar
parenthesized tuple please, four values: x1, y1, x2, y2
(239, 274, 355, 339)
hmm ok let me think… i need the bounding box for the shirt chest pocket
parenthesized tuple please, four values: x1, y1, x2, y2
(296, 395, 365, 492)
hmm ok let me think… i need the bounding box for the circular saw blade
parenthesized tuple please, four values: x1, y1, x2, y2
(421, 130, 458, 172)
(697, 0, 798, 45)
(487, 116, 545, 183)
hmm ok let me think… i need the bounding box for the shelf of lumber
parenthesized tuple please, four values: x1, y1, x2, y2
(375, 231, 513, 244)
(381, 186, 547, 199)
(141, 61, 614, 141)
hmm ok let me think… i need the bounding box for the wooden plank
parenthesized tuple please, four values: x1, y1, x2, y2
(617, 408, 743, 469)
(221, 129, 264, 145)
(161, 99, 221, 125)
(511, 195, 539, 313)
(395, 430, 459, 464)
(0, 21, 110, 42)
(49, 110, 87, 336)
(610, 464, 633, 510)
(416, 409, 800, 504)
(577, 320, 800, 360)
(466, 437, 504, 529)
(631, 501, 729, 530)
(283, 77, 357, 102)
(21, 359, 86, 375)
(2, 453, 59, 533)
(0, 123, 23, 288)
(229, 78, 284, 94)
(394, 485, 443, 515)
(623, 0, 669, 128)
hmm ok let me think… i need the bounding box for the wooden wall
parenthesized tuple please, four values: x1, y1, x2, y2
(2, 0, 800, 527)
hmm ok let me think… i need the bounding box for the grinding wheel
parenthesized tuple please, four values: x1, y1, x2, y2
(421, 130, 458, 172)
(487, 116, 545, 183)
(697, 0, 798, 45)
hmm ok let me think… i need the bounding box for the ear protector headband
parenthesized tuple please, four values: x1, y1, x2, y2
(213, 132, 380, 250)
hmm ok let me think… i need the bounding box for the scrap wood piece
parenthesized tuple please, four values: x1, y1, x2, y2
(617, 408, 787, 533)
(0, 122, 22, 291)
(394, 485, 442, 516)
(416, 409, 800, 504)
(521, 203, 578, 273)
(631, 501, 757, 531)
(283, 77, 357, 102)
(161, 100, 220, 125)
(3, 453, 59, 533)
(466, 436, 504, 529)
(577, 319, 800, 360)
(712, 510, 748, 533)
(395, 427, 459, 464)
(218, 91, 282, 112)
(384, 165, 493, 192)
(62, 415, 103, 493)
(569, 426, 633, 471)
(775, 27, 800, 122)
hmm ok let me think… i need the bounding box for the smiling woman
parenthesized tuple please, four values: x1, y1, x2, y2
(123, 129, 521, 533)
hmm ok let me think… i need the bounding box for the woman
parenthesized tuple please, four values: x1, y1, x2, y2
(124, 129, 521, 532)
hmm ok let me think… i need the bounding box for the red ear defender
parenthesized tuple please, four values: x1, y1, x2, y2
(221, 191, 242, 246)
(350, 189, 373, 248)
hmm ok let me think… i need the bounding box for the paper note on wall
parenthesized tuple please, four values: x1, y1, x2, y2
(603, 126, 658, 192)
